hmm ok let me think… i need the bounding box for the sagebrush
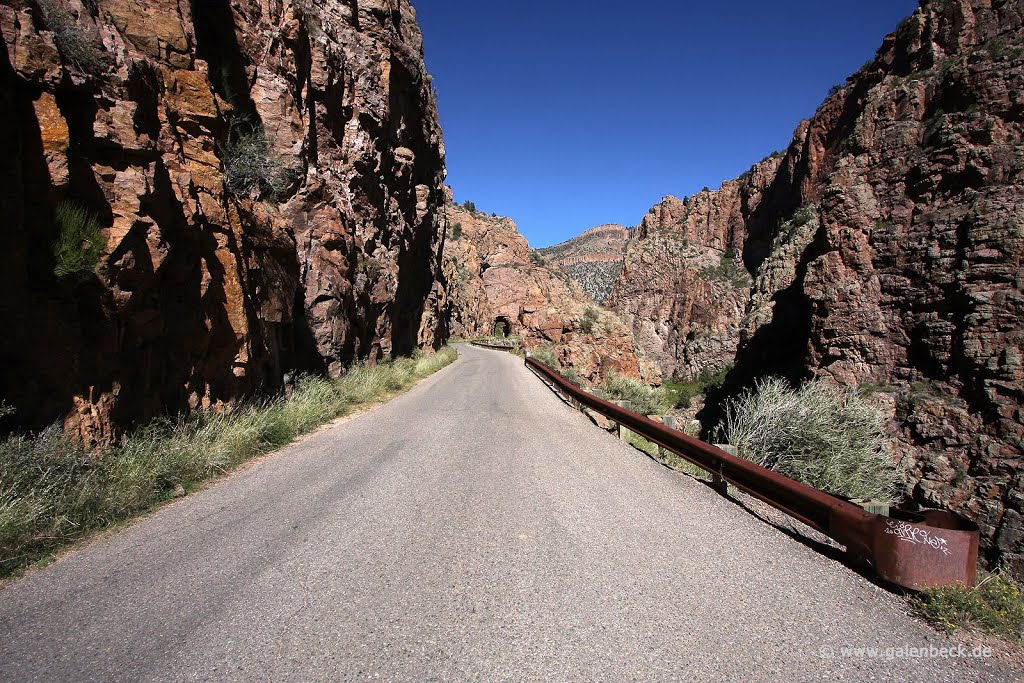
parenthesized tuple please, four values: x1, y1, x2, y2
(717, 376, 899, 502)
(598, 374, 669, 416)
(0, 348, 456, 578)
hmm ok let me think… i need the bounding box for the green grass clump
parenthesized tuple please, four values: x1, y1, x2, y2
(717, 376, 899, 502)
(53, 201, 105, 279)
(0, 347, 456, 578)
(912, 571, 1024, 641)
(598, 373, 669, 416)
(625, 432, 709, 479)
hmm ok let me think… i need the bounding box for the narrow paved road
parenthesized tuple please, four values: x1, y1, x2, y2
(0, 345, 1012, 682)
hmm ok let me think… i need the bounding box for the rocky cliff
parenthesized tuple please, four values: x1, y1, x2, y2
(608, 0, 1024, 573)
(0, 0, 448, 442)
(538, 224, 632, 303)
(444, 200, 656, 384)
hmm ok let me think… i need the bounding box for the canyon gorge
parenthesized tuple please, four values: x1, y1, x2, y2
(0, 0, 1022, 578)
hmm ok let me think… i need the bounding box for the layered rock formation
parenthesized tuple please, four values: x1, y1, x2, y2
(608, 0, 1024, 573)
(444, 200, 656, 384)
(0, 0, 447, 441)
(538, 224, 633, 303)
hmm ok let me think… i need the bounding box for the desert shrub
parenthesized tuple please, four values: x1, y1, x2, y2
(792, 205, 817, 227)
(451, 222, 463, 240)
(462, 200, 476, 213)
(578, 306, 599, 333)
(222, 132, 297, 201)
(53, 201, 105, 279)
(913, 571, 1024, 640)
(598, 374, 669, 416)
(530, 348, 559, 369)
(528, 251, 546, 266)
(665, 364, 731, 409)
(717, 376, 898, 502)
(0, 347, 456, 578)
(38, 0, 104, 72)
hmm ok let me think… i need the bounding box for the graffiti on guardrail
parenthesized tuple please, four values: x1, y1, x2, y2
(885, 519, 952, 556)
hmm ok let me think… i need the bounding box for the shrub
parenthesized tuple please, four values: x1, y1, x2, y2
(53, 201, 105, 279)
(912, 571, 1024, 640)
(717, 376, 899, 502)
(222, 132, 297, 201)
(665, 364, 732, 409)
(598, 374, 669, 416)
(38, 0, 104, 72)
(578, 306, 599, 333)
(462, 200, 476, 213)
(792, 206, 817, 227)
(528, 251, 546, 267)
(0, 401, 14, 418)
(451, 222, 463, 240)
(0, 347, 457, 577)
(530, 348, 559, 369)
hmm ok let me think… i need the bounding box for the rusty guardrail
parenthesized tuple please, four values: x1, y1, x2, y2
(524, 356, 979, 590)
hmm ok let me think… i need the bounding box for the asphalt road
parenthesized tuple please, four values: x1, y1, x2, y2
(0, 344, 1013, 682)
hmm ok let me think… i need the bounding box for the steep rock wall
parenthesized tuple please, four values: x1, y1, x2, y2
(0, 0, 447, 441)
(609, 0, 1024, 573)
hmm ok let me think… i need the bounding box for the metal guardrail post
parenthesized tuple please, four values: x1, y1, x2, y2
(523, 356, 979, 590)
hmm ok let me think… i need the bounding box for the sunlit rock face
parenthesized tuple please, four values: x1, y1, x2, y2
(606, 0, 1024, 574)
(444, 200, 657, 384)
(0, 0, 447, 441)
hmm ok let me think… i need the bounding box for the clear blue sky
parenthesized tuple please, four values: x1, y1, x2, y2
(413, 0, 919, 248)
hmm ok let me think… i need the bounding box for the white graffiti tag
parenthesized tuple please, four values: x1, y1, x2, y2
(884, 519, 952, 556)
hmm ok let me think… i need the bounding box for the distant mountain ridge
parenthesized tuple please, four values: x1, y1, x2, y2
(538, 224, 634, 302)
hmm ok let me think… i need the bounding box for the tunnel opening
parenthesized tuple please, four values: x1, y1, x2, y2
(493, 317, 511, 338)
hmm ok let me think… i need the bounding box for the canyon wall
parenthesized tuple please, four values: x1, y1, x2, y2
(537, 224, 632, 303)
(444, 201, 657, 384)
(0, 0, 448, 442)
(609, 0, 1024, 573)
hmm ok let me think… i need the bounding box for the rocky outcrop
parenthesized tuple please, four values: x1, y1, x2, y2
(538, 224, 632, 302)
(0, 0, 447, 442)
(609, 0, 1024, 574)
(444, 200, 657, 384)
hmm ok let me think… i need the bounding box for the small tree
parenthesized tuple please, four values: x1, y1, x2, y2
(52, 201, 105, 279)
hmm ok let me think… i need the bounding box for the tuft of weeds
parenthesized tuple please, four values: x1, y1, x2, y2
(912, 571, 1024, 641)
(53, 201, 105, 280)
(222, 132, 298, 201)
(0, 347, 457, 578)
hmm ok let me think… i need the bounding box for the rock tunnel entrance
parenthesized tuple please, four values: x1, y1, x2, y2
(493, 317, 511, 338)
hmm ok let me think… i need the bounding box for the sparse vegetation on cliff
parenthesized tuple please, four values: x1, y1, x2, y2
(52, 201, 105, 280)
(698, 248, 751, 288)
(718, 376, 898, 502)
(665, 364, 732, 409)
(223, 132, 297, 200)
(0, 348, 457, 579)
(38, 0, 105, 72)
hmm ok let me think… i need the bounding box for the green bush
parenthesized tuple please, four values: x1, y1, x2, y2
(53, 201, 105, 279)
(530, 348, 559, 369)
(666, 365, 732, 409)
(578, 306, 599, 333)
(912, 571, 1024, 640)
(38, 0, 104, 73)
(528, 251, 546, 267)
(451, 222, 463, 240)
(717, 376, 899, 502)
(598, 374, 669, 416)
(223, 132, 297, 201)
(0, 347, 457, 578)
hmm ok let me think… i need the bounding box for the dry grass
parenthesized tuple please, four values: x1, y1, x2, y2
(0, 348, 456, 578)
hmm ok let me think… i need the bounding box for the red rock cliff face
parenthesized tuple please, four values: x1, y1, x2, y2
(444, 201, 657, 384)
(0, 0, 448, 441)
(610, 0, 1024, 573)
